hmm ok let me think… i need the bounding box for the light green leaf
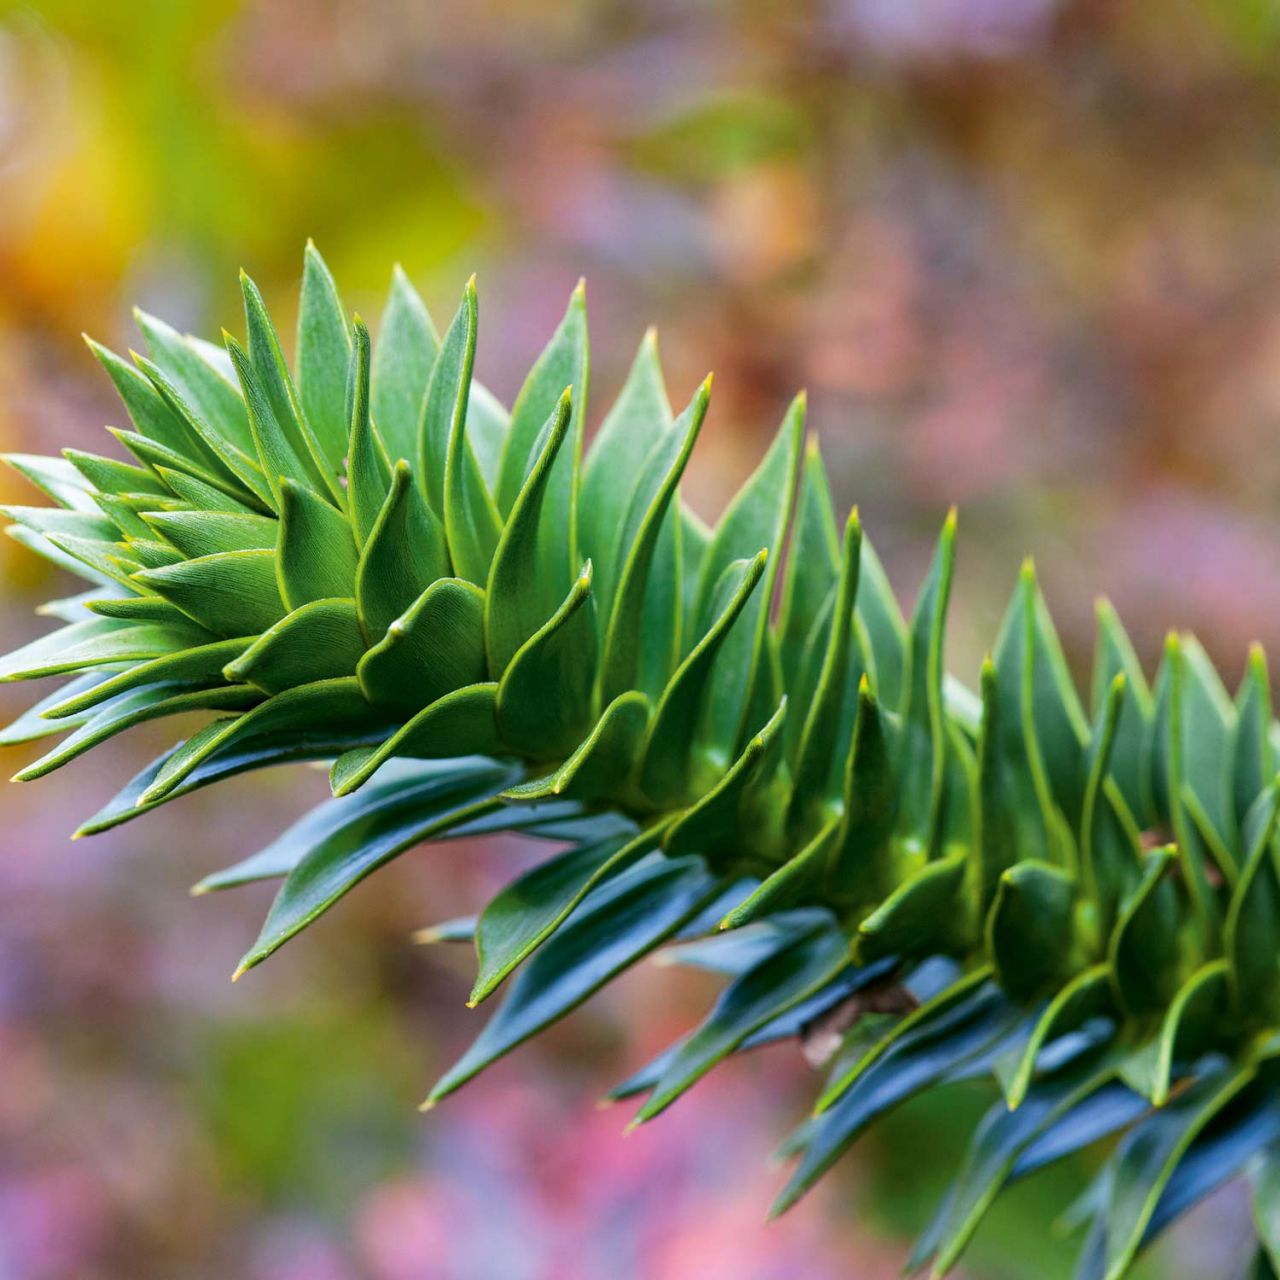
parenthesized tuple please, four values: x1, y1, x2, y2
(133, 549, 286, 637)
(12, 683, 260, 782)
(788, 510, 861, 835)
(346, 319, 392, 548)
(638, 551, 767, 808)
(484, 390, 574, 675)
(226, 335, 325, 509)
(419, 277, 478, 517)
(494, 284, 589, 593)
(356, 578, 487, 714)
(690, 393, 803, 761)
(239, 270, 341, 501)
(579, 328, 672, 610)
(224, 599, 367, 695)
(897, 511, 956, 852)
(372, 265, 440, 465)
(134, 308, 254, 455)
(275, 478, 358, 610)
(63, 447, 168, 498)
(355, 460, 450, 640)
(141, 677, 383, 804)
(599, 378, 711, 704)
(503, 691, 651, 805)
(4, 452, 97, 510)
(132, 352, 274, 507)
(0, 618, 211, 683)
(42, 637, 251, 719)
(296, 242, 353, 475)
(330, 684, 501, 796)
(495, 564, 597, 759)
(142, 509, 277, 558)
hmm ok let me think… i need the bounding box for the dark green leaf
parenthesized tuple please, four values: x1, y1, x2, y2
(1109, 847, 1183, 1016)
(777, 437, 840, 699)
(788, 510, 861, 835)
(986, 859, 1079, 1001)
(195, 758, 508, 893)
(233, 759, 514, 975)
(1235, 645, 1274, 830)
(426, 854, 718, 1105)
(664, 699, 786, 874)
(855, 851, 967, 964)
(1101, 1062, 1254, 1279)
(632, 924, 850, 1124)
(469, 825, 664, 1005)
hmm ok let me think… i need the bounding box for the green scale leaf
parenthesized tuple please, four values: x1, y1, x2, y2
(8, 253, 1280, 1280)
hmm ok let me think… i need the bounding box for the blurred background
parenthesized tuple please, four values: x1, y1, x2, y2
(0, 0, 1278, 1275)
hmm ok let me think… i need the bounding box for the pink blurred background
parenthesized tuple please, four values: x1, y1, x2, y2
(1, 2, 1277, 1276)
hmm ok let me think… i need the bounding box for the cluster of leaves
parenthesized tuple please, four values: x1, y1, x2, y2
(4, 246, 1280, 1279)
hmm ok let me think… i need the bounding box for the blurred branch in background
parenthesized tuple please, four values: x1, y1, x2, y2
(1, 0, 1278, 1275)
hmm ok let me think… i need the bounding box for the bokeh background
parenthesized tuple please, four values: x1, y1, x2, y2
(1, 1, 1278, 1276)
